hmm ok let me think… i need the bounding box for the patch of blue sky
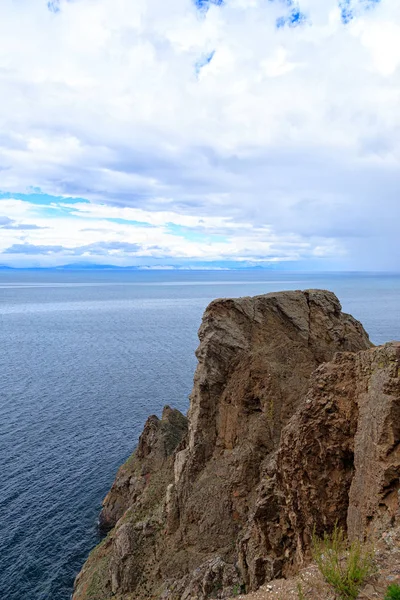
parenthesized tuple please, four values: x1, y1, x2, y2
(270, 0, 308, 28)
(195, 51, 215, 75)
(166, 223, 228, 243)
(194, 0, 224, 12)
(269, 0, 296, 6)
(270, 0, 381, 28)
(339, 0, 381, 23)
(47, 0, 61, 13)
(0, 190, 90, 206)
(276, 9, 307, 28)
(339, 0, 353, 23)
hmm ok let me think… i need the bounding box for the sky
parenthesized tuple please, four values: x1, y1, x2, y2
(0, 0, 399, 270)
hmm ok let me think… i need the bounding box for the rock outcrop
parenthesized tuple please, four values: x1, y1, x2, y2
(247, 342, 400, 586)
(73, 290, 400, 600)
(99, 406, 188, 532)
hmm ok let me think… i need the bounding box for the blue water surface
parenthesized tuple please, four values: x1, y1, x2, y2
(0, 270, 399, 600)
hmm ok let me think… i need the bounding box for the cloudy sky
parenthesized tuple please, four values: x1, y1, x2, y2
(0, 0, 399, 269)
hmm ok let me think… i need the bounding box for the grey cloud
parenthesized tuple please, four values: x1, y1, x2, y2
(3, 241, 142, 255)
(3, 132, 400, 271)
(4, 244, 66, 254)
(5, 224, 47, 230)
(0, 216, 47, 230)
(0, 217, 14, 226)
(88, 242, 142, 254)
(0, 131, 28, 151)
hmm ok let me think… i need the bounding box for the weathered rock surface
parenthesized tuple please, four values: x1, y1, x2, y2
(99, 406, 188, 532)
(73, 406, 187, 600)
(348, 343, 400, 541)
(71, 289, 400, 600)
(245, 342, 400, 586)
(228, 524, 400, 600)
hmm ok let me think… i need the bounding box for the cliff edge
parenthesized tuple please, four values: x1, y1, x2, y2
(73, 290, 399, 600)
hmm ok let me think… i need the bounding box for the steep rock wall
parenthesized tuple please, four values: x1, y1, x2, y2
(253, 342, 400, 581)
(73, 290, 375, 600)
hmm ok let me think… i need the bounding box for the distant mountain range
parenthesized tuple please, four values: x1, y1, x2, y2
(0, 263, 274, 271)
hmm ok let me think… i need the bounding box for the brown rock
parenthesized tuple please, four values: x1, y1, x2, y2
(266, 342, 400, 578)
(174, 290, 370, 590)
(348, 342, 400, 541)
(73, 290, 373, 600)
(98, 405, 188, 532)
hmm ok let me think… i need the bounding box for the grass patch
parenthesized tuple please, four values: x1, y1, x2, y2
(232, 584, 241, 596)
(83, 555, 111, 600)
(385, 584, 400, 600)
(312, 525, 375, 600)
(232, 583, 245, 596)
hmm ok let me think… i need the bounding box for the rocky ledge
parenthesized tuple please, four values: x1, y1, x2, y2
(73, 290, 400, 600)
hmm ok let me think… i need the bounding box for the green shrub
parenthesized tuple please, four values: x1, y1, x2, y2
(312, 525, 375, 600)
(232, 583, 245, 596)
(385, 584, 400, 600)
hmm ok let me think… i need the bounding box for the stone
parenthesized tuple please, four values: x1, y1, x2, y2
(265, 342, 400, 576)
(73, 290, 380, 600)
(98, 405, 188, 532)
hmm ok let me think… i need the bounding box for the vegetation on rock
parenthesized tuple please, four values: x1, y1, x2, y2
(385, 584, 400, 600)
(312, 525, 375, 600)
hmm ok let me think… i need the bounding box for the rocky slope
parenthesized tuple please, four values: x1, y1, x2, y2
(73, 290, 399, 600)
(228, 525, 400, 600)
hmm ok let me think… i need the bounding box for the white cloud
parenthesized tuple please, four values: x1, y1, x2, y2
(0, 198, 316, 266)
(0, 0, 399, 268)
(352, 18, 400, 76)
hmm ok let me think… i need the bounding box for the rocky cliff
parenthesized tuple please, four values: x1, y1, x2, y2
(73, 290, 400, 600)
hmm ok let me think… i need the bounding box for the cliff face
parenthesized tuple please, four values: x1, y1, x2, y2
(248, 342, 400, 585)
(73, 290, 399, 600)
(98, 406, 188, 532)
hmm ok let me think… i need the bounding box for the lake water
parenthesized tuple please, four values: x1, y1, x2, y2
(0, 270, 399, 600)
